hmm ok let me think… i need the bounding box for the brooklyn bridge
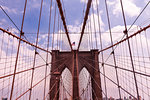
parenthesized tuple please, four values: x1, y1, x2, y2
(0, 0, 150, 100)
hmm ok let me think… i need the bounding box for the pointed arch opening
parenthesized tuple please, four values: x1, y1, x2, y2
(59, 68, 72, 100)
(79, 67, 93, 100)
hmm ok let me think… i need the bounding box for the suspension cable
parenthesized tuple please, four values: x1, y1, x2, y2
(119, 0, 140, 99)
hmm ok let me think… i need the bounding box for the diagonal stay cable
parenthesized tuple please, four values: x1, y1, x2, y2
(16, 72, 52, 100)
(77, 61, 106, 96)
(0, 5, 50, 55)
(16, 57, 72, 99)
(79, 55, 144, 99)
(0, 56, 70, 79)
(61, 78, 72, 97)
(88, 71, 106, 96)
(79, 56, 99, 72)
(52, 82, 60, 100)
(89, 76, 99, 100)
(79, 55, 150, 78)
(78, 76, 91, 98)
(100, 70, 137, 99)
(98, 1, 150, 62)
(44, 81, 58, 100)
(127, 1, 150, 31)
(119, 0, 140, 99)
(98, 24, 150, 54)
(0, 6, 20, 31)
(0, 5, 30, 42)
(0, 58, 67, 79)
(0, 28, 52, 54)
(78, 58, 106, 96)
(81, 56, 137, 99)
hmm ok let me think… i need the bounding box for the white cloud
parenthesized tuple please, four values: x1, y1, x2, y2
(0, 28, 51, 99)
(52, 11, 105, 50)
(88, 12, 104, 32)
(80, 0, 87, 3)
(80, 0, 100, 10)
(100, 25, 150, 98)
(28, 0, 47, 9)
(32, 3, 41, 8)
(1, 18, 7, 23)
(28, 0, 41, 9)
(74, 20, 80, 25)
(0, 19, 11, 29)
(68, 25, 81, 32)
(1, 6, 18, 14)
(107, 0, 115, 6)
(92, 0, 100, 10)
(10, 28, 19, 34)
(144, 0, 150, 4)
(102, 25, 125, 44)
(107, 0, 141, 17)
(101, 25, 140, 47)
(59, 12, 105, 50)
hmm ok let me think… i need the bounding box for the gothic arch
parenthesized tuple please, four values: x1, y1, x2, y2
(49, 50, 102, 100)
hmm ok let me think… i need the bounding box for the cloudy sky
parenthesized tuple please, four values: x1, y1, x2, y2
(0, 0, 150, 99)
(0, 0, 149, 50)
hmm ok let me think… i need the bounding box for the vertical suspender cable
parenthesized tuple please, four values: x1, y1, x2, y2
(104, 0, 121, 99)
(29, 0, 43, 99)
(91, 2, 98, 49)
(43, 0, 53, 99)
(52, 2, 57, 50)
(77, 0, 92, 50)
(95, 0, 108, 98)
(10, 0, 28, 99)
(89, 11, 93, 49)
(119, 0, 139, 99)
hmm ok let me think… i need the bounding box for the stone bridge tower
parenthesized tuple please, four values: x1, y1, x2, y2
(49, 50, 102, 100)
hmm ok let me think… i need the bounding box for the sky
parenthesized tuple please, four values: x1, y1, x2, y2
(0, 0, 150, 50)
(0, 0, 150, 99)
